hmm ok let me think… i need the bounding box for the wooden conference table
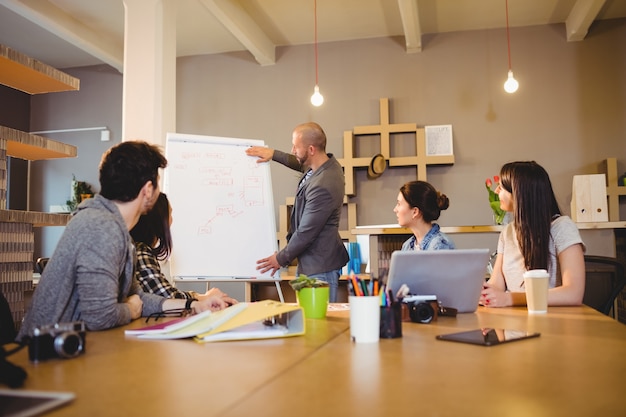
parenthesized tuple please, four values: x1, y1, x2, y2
(8, 305, 626, 417)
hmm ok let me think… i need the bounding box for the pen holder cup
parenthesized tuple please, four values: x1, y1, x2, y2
(380, 303, 402, 339)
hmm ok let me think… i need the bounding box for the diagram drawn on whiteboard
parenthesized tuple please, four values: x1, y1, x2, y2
(198, 176, 265, 235)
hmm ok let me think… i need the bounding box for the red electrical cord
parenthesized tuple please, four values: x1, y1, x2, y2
(505, 0, 512, 71)
(314, 0, 319, 85)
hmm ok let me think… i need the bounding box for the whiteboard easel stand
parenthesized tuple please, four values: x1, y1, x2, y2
(272, 281, 285, 303)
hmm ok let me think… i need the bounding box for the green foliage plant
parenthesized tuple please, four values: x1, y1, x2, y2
(288, 274, 329, 292)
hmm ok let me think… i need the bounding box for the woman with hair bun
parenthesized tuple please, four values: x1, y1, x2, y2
(394, 180, 455, 251)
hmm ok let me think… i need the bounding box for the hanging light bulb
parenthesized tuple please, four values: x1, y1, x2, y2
(503, 0, 519, 94)
(504, 70, 519, 93)
(311, 85, 324, 106)
(310, 0, 324, 106)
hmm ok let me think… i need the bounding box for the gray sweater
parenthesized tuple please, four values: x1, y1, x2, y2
(17, 195, 164, 341)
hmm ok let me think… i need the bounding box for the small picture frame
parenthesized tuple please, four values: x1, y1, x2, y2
(425, 125, 454, 156)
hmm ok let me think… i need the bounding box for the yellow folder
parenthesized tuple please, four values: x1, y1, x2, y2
(194, 300, 305, 343)
(125, 300, 305, 342)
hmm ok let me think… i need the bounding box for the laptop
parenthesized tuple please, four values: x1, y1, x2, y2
(385, 249, 491, 313)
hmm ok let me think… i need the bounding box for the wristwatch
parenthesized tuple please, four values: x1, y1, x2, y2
(185, 298, 198, 310)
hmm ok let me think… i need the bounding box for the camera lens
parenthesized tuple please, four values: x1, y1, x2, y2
(410, 302, 434, 324)
(54, 332, 83, 358)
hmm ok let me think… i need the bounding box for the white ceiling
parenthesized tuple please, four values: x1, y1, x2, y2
(0, 0, 625, 72)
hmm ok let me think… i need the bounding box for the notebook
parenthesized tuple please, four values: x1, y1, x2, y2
(385, 249, 491, 313)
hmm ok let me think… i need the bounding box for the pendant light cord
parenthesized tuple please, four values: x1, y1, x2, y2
(505, 0, 512, 70)
(314, 0, 319, 85)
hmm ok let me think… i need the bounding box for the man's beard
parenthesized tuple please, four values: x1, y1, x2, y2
(296, 152, 308, 167)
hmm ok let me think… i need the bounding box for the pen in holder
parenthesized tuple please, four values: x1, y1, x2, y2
(380, 302, 402, 339)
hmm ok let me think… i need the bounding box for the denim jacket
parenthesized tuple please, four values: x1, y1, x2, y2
(401, 223, 455, 251)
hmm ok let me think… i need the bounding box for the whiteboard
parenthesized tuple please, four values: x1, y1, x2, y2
(164, 133, 279, 280)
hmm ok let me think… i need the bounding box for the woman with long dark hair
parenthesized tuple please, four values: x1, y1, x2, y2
(131, 193, 236, 304)
(480, 161, 585, 307)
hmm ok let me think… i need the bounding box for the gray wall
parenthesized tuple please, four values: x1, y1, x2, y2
(29, 20, 626, 259)
(30, 65, 123, 257)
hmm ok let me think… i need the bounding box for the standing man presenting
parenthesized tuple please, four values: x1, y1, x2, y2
(246, 122, 349, 302)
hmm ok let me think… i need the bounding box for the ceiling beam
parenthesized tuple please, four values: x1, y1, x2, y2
(0, 0, 124, 72)
(565, 0, 606, 41)
(200, 0, 276, 66)
(397, 0, 422, 53)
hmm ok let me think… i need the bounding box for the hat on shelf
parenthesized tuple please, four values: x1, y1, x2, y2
(367, 153, 387, 179)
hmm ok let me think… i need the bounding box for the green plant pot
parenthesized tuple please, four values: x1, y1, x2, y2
(296, 287, 329, 319)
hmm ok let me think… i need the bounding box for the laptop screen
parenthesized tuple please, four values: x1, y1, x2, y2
(385, 249, 490, 313)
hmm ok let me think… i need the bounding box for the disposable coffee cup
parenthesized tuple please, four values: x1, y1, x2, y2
(349, 296, 380, 343)
(523, 269, 549, 314)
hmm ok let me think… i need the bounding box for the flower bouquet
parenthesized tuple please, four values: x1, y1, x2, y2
(485, 176, 506, 225)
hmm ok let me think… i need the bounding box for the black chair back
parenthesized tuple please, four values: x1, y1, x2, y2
(35, 257, 49, 274)
(0, 290, 16, 344)
(583, 255, 626, 317)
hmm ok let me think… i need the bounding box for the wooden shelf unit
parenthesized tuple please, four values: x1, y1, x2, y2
(0, 132, 76, 329)
(1, 126, 77, 160)
(0, 44, 79, 94)
(0, 44, 79, 330)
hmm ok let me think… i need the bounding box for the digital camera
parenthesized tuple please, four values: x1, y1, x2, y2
(28, 321, 86, 362)
(403, 295, 439, 324)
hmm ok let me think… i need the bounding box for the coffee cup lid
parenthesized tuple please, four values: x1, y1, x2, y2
(523, 269, 548, 278)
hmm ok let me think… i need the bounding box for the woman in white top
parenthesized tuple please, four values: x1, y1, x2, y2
(480, 161, 585, 307)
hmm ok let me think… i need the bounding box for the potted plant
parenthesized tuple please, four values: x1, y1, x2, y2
(289, 274, 329, 319)
(66, 175, 95, 212)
